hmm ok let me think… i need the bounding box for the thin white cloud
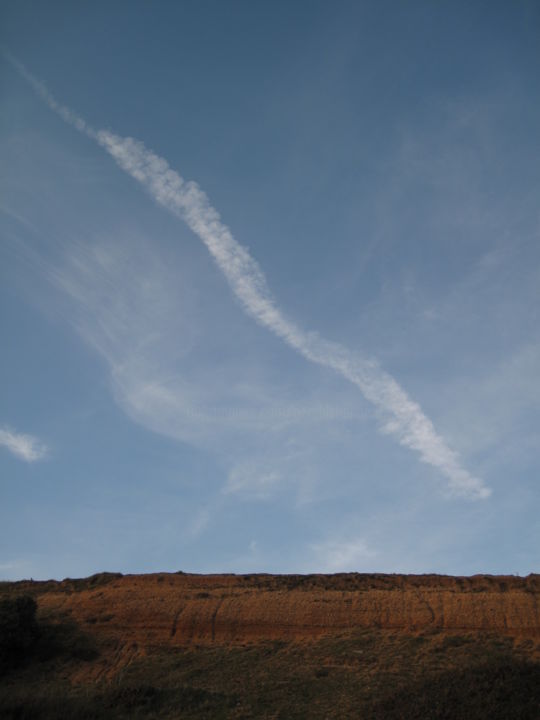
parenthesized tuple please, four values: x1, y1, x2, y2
(45, 234, 357, 457)
(308, 537, 375, 573)
(4, 52, 490, 500)
(0, 559, 27, 571)
(0, 559, 32, 581)
(1, 49, 95, 139)
(0, 427, 48, 462)
(225, 461, 282, 500)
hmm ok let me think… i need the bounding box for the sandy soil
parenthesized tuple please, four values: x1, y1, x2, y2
(24, 571, 540, 651)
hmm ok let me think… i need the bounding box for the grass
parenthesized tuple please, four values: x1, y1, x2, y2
(2, 624, 538, 719)
(0, 683, 235, 720)
(365, 659, 540, 720)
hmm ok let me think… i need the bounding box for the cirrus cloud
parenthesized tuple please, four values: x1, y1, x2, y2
(0, 426, 48, 462)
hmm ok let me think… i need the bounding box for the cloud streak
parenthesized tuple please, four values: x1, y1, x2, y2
(0, 427, 48, 462)
(308, 537, 375, 573)
(4, 52, 490, 499)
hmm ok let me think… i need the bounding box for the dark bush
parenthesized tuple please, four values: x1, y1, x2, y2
(0, 595, 38, 672)
(33, 617, 100, 663)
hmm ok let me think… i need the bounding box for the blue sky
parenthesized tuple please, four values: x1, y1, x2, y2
(1, 1, 539, 580)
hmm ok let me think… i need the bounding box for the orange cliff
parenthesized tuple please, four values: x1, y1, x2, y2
(19, 572, 540, 648)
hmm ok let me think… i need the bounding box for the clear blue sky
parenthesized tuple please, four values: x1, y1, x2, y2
(1, 1, 539, 580)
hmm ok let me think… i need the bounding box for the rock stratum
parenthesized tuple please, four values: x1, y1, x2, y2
(12, 571, 540, 649)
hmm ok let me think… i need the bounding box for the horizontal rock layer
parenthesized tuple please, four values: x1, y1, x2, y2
(23, 572, 540, 645)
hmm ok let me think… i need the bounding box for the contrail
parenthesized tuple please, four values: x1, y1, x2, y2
(4, 51, 491, 499)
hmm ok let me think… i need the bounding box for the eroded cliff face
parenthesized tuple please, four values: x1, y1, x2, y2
(24, 572, 540, 648)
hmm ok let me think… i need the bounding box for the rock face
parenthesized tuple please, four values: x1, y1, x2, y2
(30, 572, 540, 647)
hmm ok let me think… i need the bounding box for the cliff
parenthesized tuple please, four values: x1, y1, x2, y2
(15, 571, 540, 648)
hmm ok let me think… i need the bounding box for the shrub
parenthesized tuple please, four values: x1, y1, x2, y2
(0, 595, 38, 672)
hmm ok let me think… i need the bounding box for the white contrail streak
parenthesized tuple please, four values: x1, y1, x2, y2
(4, 52, 491, 499)
(2, 50, 96, 140)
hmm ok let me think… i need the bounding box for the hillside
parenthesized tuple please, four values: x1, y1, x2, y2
(1, 572, 539, 718)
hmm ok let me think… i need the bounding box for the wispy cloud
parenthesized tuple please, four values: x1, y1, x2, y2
(308, 537, 376, 573)
(0, 426, 48, 462)
(224, 461, 282, 500)
(1, 49, 96, 140)
(0, 558, 32, 580)
(4, 52, 490, 499)
(44, 234, 356, 451)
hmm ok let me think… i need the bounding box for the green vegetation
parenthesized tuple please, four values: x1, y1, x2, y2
(1, 614, 539, 719)
(0, 684, 234, 720)
(365, 659, 540, 720)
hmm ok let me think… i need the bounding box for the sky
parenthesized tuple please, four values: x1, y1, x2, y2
(1, 1, 539, 580)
